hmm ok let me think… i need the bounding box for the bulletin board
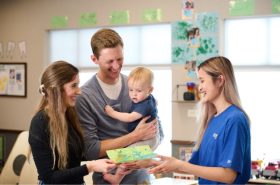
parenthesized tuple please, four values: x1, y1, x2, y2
(0, 63, 27, 97)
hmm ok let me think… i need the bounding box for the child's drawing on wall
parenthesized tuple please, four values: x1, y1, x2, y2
(184, 60, 197, 79)
(187, 27, 200, 49)
(172, 13, 218, 64)
(9, 69, 15, 80)
(182, 0, 194, 19)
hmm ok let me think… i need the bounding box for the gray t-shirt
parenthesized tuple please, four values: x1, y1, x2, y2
(76, 74, 150, 184)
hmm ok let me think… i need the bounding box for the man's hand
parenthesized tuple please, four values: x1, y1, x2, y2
(133, 116, 157, 141)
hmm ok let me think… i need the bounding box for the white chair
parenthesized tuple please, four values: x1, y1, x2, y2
(18, 152, 38, 184)
(0, 130, 30, 184)
(81, 161, 94, 185)
(84, 172, 93, 185)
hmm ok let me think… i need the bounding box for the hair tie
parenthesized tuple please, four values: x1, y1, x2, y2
(39, 84, 45, 96)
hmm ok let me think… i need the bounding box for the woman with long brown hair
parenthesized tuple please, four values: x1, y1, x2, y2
(149, 56, 251, 184)
(29, 61, 116, 184)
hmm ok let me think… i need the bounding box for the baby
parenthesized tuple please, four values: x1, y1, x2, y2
(104, 66, 161, 184)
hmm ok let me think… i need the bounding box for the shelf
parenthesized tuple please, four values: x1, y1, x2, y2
(171, 140, 195, 145)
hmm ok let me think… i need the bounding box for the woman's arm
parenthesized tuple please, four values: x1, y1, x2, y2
(29, 114, 88, 183)
(149, 155, 237, 184)
(86, 158, 116, 173)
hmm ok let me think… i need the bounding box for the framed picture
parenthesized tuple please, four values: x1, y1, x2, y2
(0, 63, 27, 97)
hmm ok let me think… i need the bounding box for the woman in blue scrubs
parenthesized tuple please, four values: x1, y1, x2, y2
(149, 56, 251, 184)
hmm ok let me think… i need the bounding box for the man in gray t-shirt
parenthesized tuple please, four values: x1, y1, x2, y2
(76, 28, 160, 184)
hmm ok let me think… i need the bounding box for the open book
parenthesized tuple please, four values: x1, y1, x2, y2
(106, 145, 156, 163)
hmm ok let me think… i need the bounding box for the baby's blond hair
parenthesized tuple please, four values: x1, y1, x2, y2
(128, 67, 154, 87)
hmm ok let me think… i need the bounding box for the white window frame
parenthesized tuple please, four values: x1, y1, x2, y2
(224, 16, 280, 65)
(224, 16, 280, 162)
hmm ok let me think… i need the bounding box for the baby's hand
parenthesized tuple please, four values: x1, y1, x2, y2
(105, 105, 114, 115)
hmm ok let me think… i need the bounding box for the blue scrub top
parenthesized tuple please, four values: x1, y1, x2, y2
(189, 105, 251, 184)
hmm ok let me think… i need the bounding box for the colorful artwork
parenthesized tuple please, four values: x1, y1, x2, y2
(0, 63, 26, 97)
(196, 12, 218, 33)
(79, 12, 97, 27)
(272, 0, 280, 14)
(51, 16, 68, 29)
(229, 0, 255, 16)
(106, 145, 156, 163)
(172, 43, 190, 62)
(172, 21, 193, 41)
(184, 60, 197, 78)
(182, 0, 194, 20)
(109, 10, 130, 25)
(0, 72, 8, 94)
(142, 8, 162, 23)
(172, 12, 218, 80)
(172, 12, 218, 65)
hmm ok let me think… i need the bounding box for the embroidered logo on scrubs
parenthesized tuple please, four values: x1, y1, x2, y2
(227, 160, 232, 164)
(213, 133, 218, 140)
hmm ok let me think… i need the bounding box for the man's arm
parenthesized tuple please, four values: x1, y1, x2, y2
(76, 82, 158, 159)
(99, 117, 157, 157)
(105, 105, 142, 122)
